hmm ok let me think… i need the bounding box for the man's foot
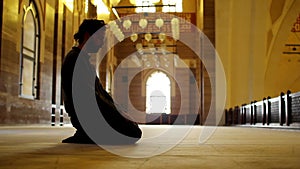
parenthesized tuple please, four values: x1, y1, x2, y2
(62, 132, 95, 144)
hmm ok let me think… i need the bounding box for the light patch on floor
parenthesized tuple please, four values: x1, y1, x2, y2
(0, 125, 300, 169)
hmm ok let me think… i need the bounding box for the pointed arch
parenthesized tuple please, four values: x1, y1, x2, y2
(19, 0, 40, 99)
(146, 71, 171, 114)
(265, 0, 300, 95)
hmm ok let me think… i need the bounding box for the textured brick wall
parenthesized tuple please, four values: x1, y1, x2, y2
(0, 0, 52, 124)
(0, 0, 83, 125)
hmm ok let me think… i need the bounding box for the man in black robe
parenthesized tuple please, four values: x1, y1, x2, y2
(61, 19, 142, 144)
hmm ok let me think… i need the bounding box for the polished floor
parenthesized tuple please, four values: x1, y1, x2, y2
(0, 125, 299, 169)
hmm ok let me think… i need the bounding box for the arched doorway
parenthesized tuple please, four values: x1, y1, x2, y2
(146, 71, 171, 114)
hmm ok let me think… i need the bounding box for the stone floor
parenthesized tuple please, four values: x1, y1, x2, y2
(0, 125, 299, 169)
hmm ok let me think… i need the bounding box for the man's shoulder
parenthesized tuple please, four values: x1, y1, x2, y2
(63, 47, 80, 62)
(66, 47, 80, 57)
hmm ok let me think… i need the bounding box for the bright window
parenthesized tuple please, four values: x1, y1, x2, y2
(20, 1, 40, 99)
(162, 0, 182, 12)
(136, 0, 156, 13)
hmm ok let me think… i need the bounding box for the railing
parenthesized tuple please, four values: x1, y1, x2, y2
(225, 90, 300, 128)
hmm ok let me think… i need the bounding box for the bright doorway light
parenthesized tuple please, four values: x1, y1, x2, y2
(146, 71, 171, 114)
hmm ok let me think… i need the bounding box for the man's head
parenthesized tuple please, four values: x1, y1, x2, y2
(74, 19, 106, 53)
